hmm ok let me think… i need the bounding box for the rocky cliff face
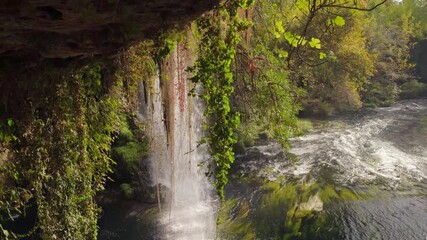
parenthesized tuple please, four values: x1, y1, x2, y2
(0, 0, 219, 61)
(0, 0, 220, 120)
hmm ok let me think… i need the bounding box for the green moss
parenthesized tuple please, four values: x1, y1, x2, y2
(111, 114, 149, 178)
(120, 183, 135, 199)
(154, 30, 184, 60)
(284, 218, 302, 240)
(218, 180, 337, 239)
(217, 198, 237, 225)
(112, 142, 146, 167)
(264, 184, 298, 208)
(339, 188, 359, 200)
(293, 208, 313, 219)
(260, 180, 281, 191)
(319, 186, 340, 204)
(351, 185, 386, 200)
(300, 183, 320, 202)
(117, 115, 135, 143)
(217, 199, 256, 240)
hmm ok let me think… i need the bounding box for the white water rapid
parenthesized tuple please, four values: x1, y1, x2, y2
(289, 101, 427, 187)
(227, 100, 427, 240)
(137, 45, 218, 240)
(235, 100, 427, 190)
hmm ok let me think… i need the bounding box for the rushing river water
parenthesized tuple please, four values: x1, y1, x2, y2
(100, 100, 427, 239)
(219, 100, 427, 240)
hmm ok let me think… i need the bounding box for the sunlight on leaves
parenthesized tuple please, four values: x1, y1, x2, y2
(309, 37, 321, 49)
(319, 52, 327, 59)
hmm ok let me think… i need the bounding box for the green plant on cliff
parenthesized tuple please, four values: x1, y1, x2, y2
(110, 113, 149, 199)
(189, 0, 253, 199)
(0, 64, 122, 239)
(0, 34, 163, 239)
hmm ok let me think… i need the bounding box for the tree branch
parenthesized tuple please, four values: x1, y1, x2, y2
(324, 0, 388, 11)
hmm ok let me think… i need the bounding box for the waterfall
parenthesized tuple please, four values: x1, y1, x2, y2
(137, 43, 218, 240)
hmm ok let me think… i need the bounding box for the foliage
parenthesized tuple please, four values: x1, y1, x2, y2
(362, 1, 421, 106)
(400, 79, 427, 98)
(232, 0, 316, 147)
(293, 7, 374, 114)
(233, 41, 302, 147)
(111, 114, 149, 190)
(189, 0, 253, 199)
(115, 42, 157, 108)
(154, 30, 184, 60)
(246, 0, 425, 117)
(119, 183, 135, 200)
(0, 33, 162, 239)
(0, 64, 123, 239)
(0, 119, 17, 144)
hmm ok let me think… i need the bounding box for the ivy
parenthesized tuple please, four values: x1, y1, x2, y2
(0, 119, 17, 144)
(189, 0, 253, 199)
(0, 64, 121, 239)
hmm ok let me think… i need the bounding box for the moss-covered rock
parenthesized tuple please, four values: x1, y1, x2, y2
(120, 183, 135, 200)
(111, 114, 148, 184)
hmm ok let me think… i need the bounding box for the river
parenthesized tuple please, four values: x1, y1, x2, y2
(99, 100, 427, 239)
(219, 99, 427, 240)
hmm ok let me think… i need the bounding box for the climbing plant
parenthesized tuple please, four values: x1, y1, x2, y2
(189, 0, 253, 199)
(0, 64, 121, 239)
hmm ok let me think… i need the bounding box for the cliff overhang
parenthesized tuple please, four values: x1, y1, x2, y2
(0, 0, 219, 63)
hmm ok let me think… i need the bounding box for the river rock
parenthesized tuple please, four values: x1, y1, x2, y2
(299, 193, 323, 212)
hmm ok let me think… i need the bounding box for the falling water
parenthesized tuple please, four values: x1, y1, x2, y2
(137, 45, 218, 240)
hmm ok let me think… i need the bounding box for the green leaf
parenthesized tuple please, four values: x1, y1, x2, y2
(275, 21, 285, 34)
(284, 32, 299, 47)
(319, 52, 327, 59)
(239, 0, 254, 8)
(334, 16, 345, 26)
(7, 118, 13, 127)
(327, 16, 346, 27)
(276, 48, 289, 58)
(301, 39, 307, 45)
(309, 37, 321, 49)
(295, 0, 309, 12)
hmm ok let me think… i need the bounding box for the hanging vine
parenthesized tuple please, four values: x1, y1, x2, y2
(189, 0, 253, 199)
(0, 64, 122, 239)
